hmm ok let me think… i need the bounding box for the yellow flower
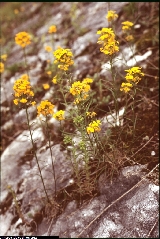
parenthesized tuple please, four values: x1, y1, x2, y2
(70, 78, 93, 104)
(74, 98, 80, 104)
(45, 46, 52, 52)
(48, 25, 57, 33)
(106, 10, 118, 22)
(52, 76, 57, 84)
(0, 62, 4, 73)
(14, 9, 19, 14)
(120, 82, 133, 93)
(70, 81, 83, 96)
(1, 54, 7, 61)
(47, 71, 52, 76)
(43, 84, 50, 89)
(21, 74, 29, 81)
(87, 120, 101, 134)
(82, 78, 93, 84)
(86, 112, 97, 118)
(122, 21, 134, 31)
(97, 28, 119, 55)
(37, 100, 55, 116)
(100, 39, 119, 55)
(13, 75, 35, 106)
(125, 35, 134, 41)
(20, 98, 27, 103)
(53, 110, 65, 121)
(125, 67, 144, 84)
(13, 99, 19, 105)
(53, 47, 74, 71)
(15, 32, 31, 48)
(31, 101, 36, 106)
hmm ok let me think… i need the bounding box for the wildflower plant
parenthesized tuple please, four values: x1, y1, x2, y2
(15, 31, 31, 74)
(121, 21, 134, 43)
(37, 100, 57, 195)
(120, 67, 144, 138)
(13, 31, 54, 203)
(10, 6, 151, 207)
(97, 24, 120, 126)
(13, 75, 50, 203)
(48, 25, 57, 49)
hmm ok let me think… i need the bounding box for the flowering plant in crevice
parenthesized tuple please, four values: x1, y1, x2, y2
(37, 100, 57, 196)
(10, 7, 148, 204)
(13, 75, 51, 203)
(97, 25, 120, 126)
(120, 66, 144, 138)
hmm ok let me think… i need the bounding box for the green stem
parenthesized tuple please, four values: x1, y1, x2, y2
(132, 87, 137, 139)
(25, 107, 50, 203)
(51, 34, 54, 50)
(23, 48, 30, 78)
(45, 118, 57, 196)
(99, 78, 102, 101)
(110, 57, 119, 124)
(7, 185, 27, 224)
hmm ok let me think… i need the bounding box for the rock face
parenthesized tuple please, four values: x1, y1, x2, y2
(45, 165, 158, 238)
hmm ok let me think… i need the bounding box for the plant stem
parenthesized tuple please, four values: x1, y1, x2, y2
(110, 57, 119, 125)
(132, 87, 137, 139)
(25, 107, 50, 203)
(46, 118, 57, 196)
(23, 48, 30, 78)
(7, 185, 28, 225)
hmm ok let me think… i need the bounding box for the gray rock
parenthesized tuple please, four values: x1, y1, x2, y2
(1, 76, 15, 104)
(1, 128, 45, 206)
(47, 165, 159, 238)
(0, 212, 15, 236)
(72, 31, 98, 57)
(21, 144, 73, 222)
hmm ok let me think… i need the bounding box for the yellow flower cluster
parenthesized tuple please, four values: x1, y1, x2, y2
(37, 100, 54, 116)
(53, 47, 74, 71)
(1, 54, 7, 61)
(120, 67, 144, 93)
(125, 67, 144, 84)
(86, 111, 97, 118)
(0, 62, 4, 73)
(70, 78, 93, 104)
(53, 110, 65, 121)
(48, 25, 57, 33)
(44, 46, 52, 52)
(15, 32, 31, 48)
(97, 28, 119, 55)
(106, 10, 118, 22)
(87, 120, 101, 134)
(43, 84, 50, 89)
(14, 9, 19, 14)
(47, 71, 52, 76)
(13, 74, 35, 105)
(125, 35, 134, 42)
(120, 82, 133, 93)
(52, 75, 57, 84)
(122, 21, 134, 31)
